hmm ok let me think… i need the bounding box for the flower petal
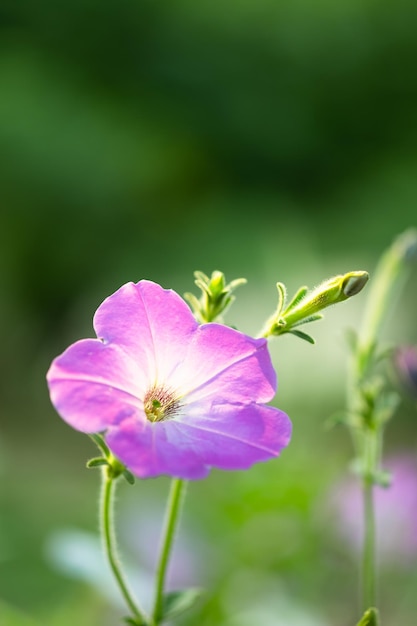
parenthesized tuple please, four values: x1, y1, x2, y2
(93, 281, 198, 382)
(106, 418, 210, 480)
(171, 324, 276, 403)
(47, 339, 146, 433)
(106, 404, 291, 480)
(176, 404, 292, 470)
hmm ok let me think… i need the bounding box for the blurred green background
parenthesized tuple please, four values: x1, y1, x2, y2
(1, 0, 417, 624)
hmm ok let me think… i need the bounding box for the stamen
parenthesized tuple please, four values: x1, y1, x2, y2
(144, 385, 180, 422)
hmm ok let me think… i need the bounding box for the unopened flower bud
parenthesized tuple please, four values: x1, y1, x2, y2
(284, 271, 369, 326)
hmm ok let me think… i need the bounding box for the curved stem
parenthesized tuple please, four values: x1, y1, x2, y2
(152, 478, 186, 625)
(101, 470, 148, 625)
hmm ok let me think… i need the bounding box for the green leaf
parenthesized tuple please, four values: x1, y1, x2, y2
(89, 433, 111, 457)
(193, 270, 209, 285)
(228, 277, 247, 292)
(373, 469, 392, 487)
(194, 278, 211, 296)
(375, 391, 400, 425)
(288, 329, 316, 344)
(86, 457, 108, 468)
(275, 282, 287, 316)
(323, 411, 349, 430)
(161, 588, 203, 621)
(122, 469, 136, 485)
(356, 607, 379, 626)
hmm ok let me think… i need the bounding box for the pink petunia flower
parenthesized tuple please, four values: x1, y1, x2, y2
(47, 280, 291, 480)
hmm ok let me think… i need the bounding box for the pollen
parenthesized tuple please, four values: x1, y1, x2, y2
(144, 385, 180, 422)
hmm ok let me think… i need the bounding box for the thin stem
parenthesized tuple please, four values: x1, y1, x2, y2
(152, 478, 186, 625)
(362, 477, 376, 611)
(101, 470, 148, 625)
(361, 429, 378, 611)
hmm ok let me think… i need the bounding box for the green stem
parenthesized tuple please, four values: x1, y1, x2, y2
(101, 470, 148, 625)
(362, 477, 376, 611)
(357, 228, 417, 376)
(361, 430, 378, 611)
(152, 478, 186, 625)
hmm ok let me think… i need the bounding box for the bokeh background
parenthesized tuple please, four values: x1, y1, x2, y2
(1, 0, 417, 624)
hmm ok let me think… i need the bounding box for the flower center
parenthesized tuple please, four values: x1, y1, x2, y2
(144, 385, 180, 423)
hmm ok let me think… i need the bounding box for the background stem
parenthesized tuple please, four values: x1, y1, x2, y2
(362, 476, 376, 610)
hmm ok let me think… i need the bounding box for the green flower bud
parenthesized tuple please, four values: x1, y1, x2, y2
(208, 270, 226, 296)
(261, 271, 369, 340)
(284, 271, 369, 325)
(185, 270, 246, 323)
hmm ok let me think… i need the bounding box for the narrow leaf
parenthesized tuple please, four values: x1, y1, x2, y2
(284, 285, 308, 312)
(89, 433, 111, 457)
(194, 279, 211, 296)
(161, 588, 203, 621)
(323, 411, 349, 430)
(288, 329, 316, 344)
(86, 457, 108, 468)
(275, 282, 287, 316)
(193, 270, 209, 284)
(122, 469, 136, 485)
(228, 277, 247, 291)
(183, 292, 201, 311)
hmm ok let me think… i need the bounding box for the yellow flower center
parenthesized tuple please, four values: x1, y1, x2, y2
(144, 385, 180, 422)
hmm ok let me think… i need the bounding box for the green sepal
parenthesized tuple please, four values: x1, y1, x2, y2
(287, 329, 316, 344)
(161, 588, 204, 621)
(122, 469, 136, 485)
(89, 433, 111, 457)
(284, 285, 308, 312)
(290, 313, 324, 328)
(356, 607, 379, 626)
(183, 292, 201, 313)
(275, 282, 287, 316)
(86, 457, 109, 469)
(194, 277, 211, 297)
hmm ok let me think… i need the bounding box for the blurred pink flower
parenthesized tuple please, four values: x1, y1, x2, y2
(329, 455, 417, 566)
(394, 345, 417, 398)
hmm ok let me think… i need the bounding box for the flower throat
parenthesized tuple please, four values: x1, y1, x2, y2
(144, 385, 179, 422)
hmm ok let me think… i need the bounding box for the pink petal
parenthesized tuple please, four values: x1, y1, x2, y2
(176, 403, 292, 469)
(169, 323, 276, 402)
(93, 281, 198, 381)
(106, 418, 210, 480)
(47, 339, 147, 433)
(106, 404, 291, 480)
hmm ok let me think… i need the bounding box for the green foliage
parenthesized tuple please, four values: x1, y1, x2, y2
(161, 589, 204, 622)
(356, 608, 379, 626)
